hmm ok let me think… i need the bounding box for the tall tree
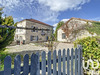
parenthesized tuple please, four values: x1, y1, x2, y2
(0, 7, 15, 51)
(0, 7, 3, 24)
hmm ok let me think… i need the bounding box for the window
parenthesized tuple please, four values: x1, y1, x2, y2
(31, 26, 35, 32)
(19, 29, 23, 32)
(36, 27, 38, 32)
(30, 36, 36, 41)
(41, 28, 43, 32)
(62, 33, 66, 39)
(47, 29, 49, 33)
(19, 36, 23, 40)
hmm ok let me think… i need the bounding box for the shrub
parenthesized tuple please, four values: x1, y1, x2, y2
(74, 36, 100, 60)
(74, 36, 100, 74)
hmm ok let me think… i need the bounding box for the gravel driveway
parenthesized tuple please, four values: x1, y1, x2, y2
(5, 42, 74, 55)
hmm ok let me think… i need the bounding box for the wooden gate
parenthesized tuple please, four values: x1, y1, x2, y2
(0, 47, 83, 75)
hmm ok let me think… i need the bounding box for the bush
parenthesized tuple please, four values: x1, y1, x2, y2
(74, 36, 100, 74)
(74, 36, 100, 60)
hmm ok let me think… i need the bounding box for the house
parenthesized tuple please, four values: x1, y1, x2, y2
(57, 17, 98, 42)
(14, 19, 53, 44)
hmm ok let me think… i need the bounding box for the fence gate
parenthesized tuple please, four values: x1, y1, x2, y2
(0, 47, 83, 75)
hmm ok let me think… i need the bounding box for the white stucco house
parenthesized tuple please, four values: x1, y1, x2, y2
(14, 19, 53, 44)
(57, 17, 97, 42)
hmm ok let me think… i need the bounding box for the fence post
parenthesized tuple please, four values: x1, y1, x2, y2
(30, 53, 39, 75)
(71, 48, 74, 75)
(42, 51, 46, 75)
(36, 52, 40, 75)
(4, 56, 11, 75)
(77, 45, 83, 75)
(75, 48, 78, 75)
(80, 46, 83, 75)
(48, 51, 51, 75)
(63, 49, 66, 75)
(23, 54, 29, 75)
(67, 48, 70, 75)
(14, 55, 21, 75)
(53, 50, 57, 75)
(58, 50, 61, 75)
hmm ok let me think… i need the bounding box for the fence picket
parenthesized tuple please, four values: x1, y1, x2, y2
(80, 46, 83, 75)
(0, 47, 83, 75)
(78, 48, 81, 75)
(67, 49, 70, 75)
(48, 51, 51, 75)
(30, 53, 38, 75)
(58, 50, 61, 75)
(4, 56, 11, 75)
(14, 55, 21, 75)
(63, 49, 66, 75)
(42, 51, 46, 75)
(36, 52, 40, 75)
(23, 54, 29, 75)
(75, 48, 78, 75)
(53, 50, 56, 75)
(71, 48, 74, 75)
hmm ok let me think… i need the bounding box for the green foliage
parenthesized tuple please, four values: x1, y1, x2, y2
(0, 51, 23, 71)
(0, 7, 15, 51)
(0, 7, 3, 24)
(54, 21, 64, 41)
(86, 22, 100, 35)
(74, 36, 100, 60)
(2, 16, 14, 26)
(74, 36, 100, 73)
(0, 51, 14, 71)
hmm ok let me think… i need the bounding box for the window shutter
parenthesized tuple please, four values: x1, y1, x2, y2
(30, 36, 32, 41)
(37, 36, 38, 41)
(31, 26, 33, 32)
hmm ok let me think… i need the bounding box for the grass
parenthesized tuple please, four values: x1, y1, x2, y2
(86, 22, 100, 35)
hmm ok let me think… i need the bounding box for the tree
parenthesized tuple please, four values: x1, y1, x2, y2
(2, 16, 14, 25)
(0, 7, 15, 51)
(0, 7, 3, 24)
(54, 21, 64, 41)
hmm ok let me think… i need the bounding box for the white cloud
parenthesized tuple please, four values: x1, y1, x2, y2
(53, 18, 69, 31)
(53, 23, 58, 27)
(61, 19, 69, 23)
(53, 18, 69, 27)
(0, 0, 91, 24)
(38, 0, 90, 11)
(0, 0, 59, 23)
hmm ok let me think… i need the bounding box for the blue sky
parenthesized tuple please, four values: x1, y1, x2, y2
(0, 0, 100, 26)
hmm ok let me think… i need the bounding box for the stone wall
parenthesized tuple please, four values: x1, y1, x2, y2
(14, 20, 53, 44)
(57, 18, 97, 42)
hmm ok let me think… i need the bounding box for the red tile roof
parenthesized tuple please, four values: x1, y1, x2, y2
(58, 17, 100, 30)
(18, 19, 53, 27)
